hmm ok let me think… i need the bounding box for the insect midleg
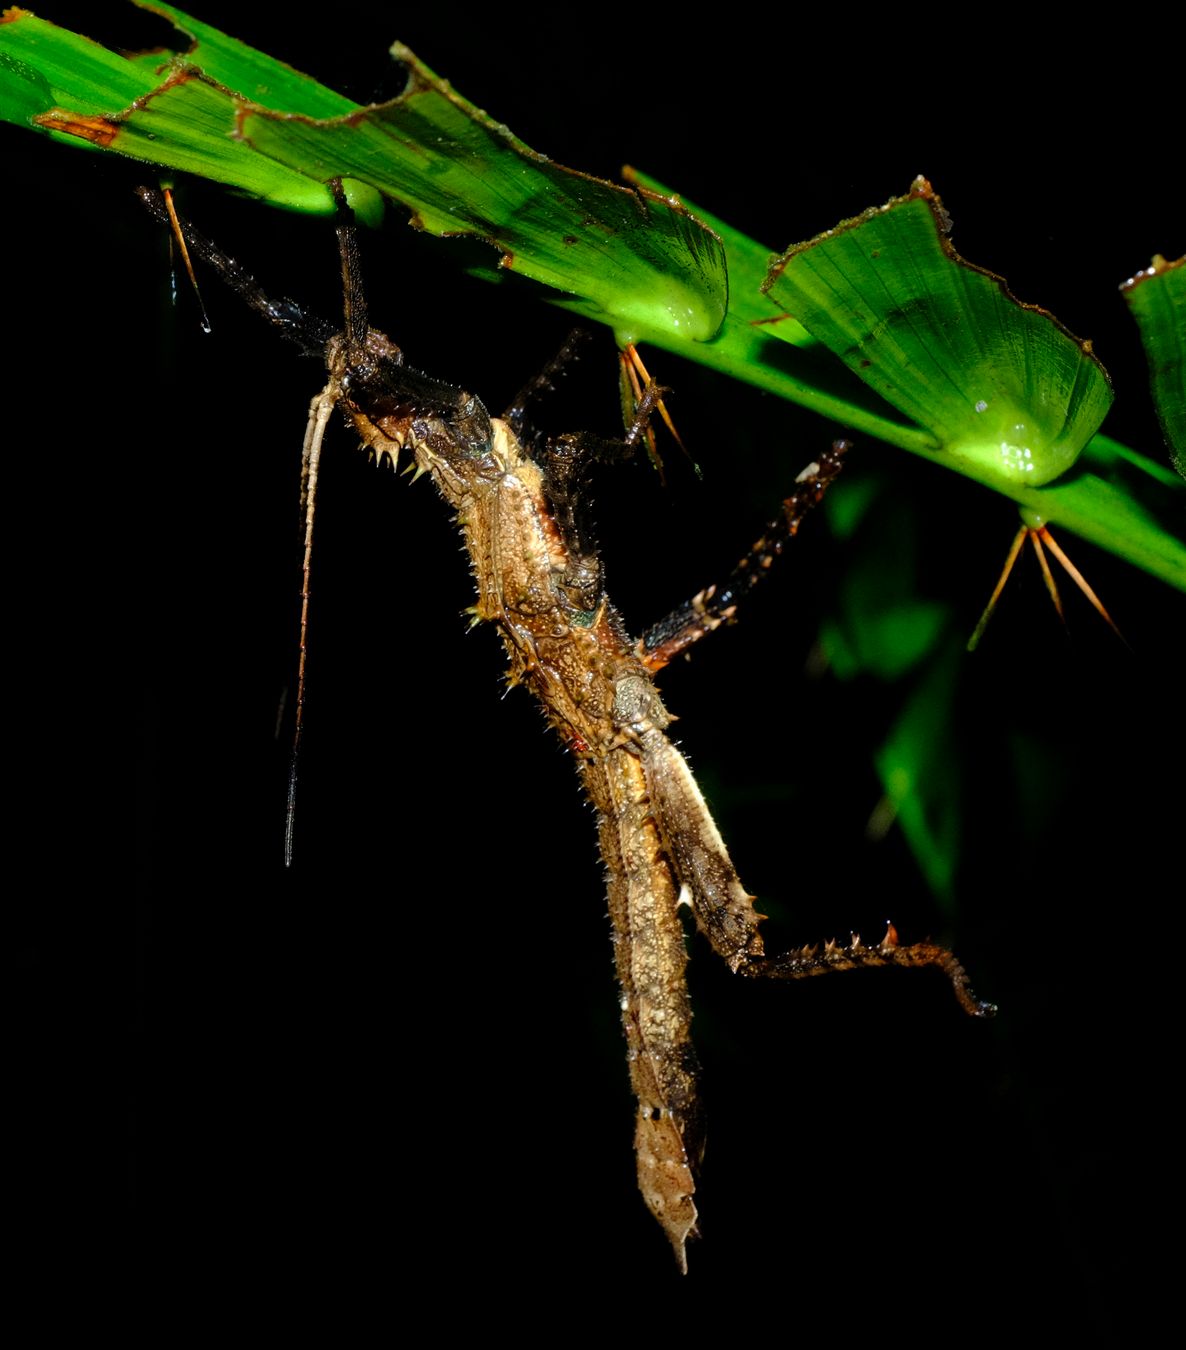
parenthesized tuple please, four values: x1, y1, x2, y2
(638, 441, 849, 670)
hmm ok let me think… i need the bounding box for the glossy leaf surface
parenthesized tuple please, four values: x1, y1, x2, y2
(0, 3, 727, 340)
(1122, 254, 1186, 477)
(764, 177, 1115, 489)
(0, 9, 1182, 593)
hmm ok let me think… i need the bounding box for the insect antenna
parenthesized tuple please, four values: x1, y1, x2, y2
(286, 383, 336, 867)
(286, 184, 375, 865)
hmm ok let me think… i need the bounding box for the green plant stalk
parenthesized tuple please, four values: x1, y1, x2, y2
(601, 314, 1184, 590)
(1, 4, 1182, 591)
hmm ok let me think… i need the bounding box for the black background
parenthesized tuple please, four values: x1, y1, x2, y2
(9, 2, 1183, 1331)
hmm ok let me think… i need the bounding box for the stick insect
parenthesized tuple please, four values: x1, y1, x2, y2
(138, 186, 994, 1271)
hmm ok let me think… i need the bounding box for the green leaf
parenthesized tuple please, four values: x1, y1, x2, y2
(0, 6, 364, 215)
(127, 2, 363, 116)
(1, 11, 1182, 594)
(817, 473, 952, 683)
(764, 177, 1114, 489)
(623, 173, 1185, 594)
(1122, 254, 1186, 477)
(235, 44, 726, 341)
(611, 169, 937, 452)
(874, 644, 964, 906)
(0, 4, 726, 342)
(623, 167, 814, 347)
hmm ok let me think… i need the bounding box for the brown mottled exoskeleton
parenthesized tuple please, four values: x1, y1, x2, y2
(139, 187, 994, 1271)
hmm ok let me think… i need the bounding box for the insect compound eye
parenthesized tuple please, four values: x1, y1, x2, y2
(341, 358, 381, 396)
(455, 395, 493, 456)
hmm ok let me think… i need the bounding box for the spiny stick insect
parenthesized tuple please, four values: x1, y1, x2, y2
(139, 186, 994, 1270)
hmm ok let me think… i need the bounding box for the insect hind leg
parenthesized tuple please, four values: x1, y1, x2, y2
(737, 922, 996, 1019)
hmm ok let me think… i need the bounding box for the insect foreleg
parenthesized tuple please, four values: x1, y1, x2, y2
(502, 329, 592, 440)
(135, 187, 337, 357)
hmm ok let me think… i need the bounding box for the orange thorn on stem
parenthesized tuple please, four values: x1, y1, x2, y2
(1028, 528, 1065, 626)
(624, 343, 687, 457)
(1037, 527, 1126, 645)
(619, 343, 691, 478)
(162, 187, 211, 333)
(969, 519, 1126, 651)
(967, 524, 1028, 651)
